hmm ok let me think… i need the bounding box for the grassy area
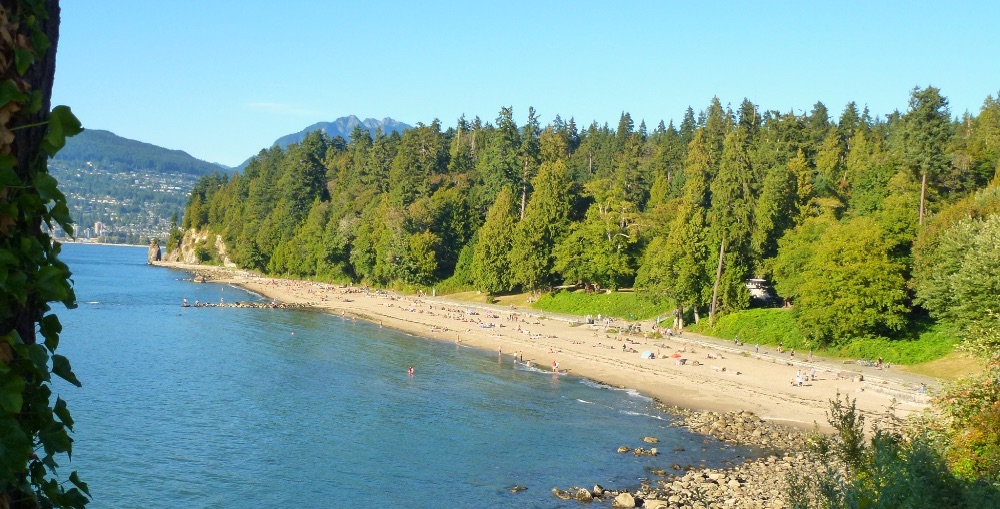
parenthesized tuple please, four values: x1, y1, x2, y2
(690, 308, 962, 366)
(688, 307, 805, 348)
(896, 351, 983, 381)
(532, 290, 672, 320)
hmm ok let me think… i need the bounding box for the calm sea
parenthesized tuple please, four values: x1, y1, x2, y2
(54, 244, 754, 508)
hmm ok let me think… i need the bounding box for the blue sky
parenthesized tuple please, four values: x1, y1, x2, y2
(52, 1, 1000, 168)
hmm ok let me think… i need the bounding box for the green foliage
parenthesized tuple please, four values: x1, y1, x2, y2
(532, 290, 672, 321)
(946, 400, 1000, 484)
(692, 308, 958, 364)
(775, 216, 909, 344)
(470, 187, 517, 294)
(0, 1, 89, 506)
(797, 395, 1000, 509)
(688, 307, 807, 349)
(176, 89, 1000, 363)
(509, 160, 572, 291)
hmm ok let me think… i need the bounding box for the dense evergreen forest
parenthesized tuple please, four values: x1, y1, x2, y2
(180, 87, 1000, 350)
(182, 88, 1000, 494)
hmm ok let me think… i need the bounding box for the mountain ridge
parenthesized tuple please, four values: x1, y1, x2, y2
(55, 128, 225, 176)
(237, 115, 411, 170)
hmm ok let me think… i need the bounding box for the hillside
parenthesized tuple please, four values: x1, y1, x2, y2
(49, 129, 225, 244)
(236, 115, 410, 170)
(54, 129, 227, 175)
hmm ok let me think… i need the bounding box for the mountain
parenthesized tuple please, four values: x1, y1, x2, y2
(55, 129, 224, 176)
(49, 129, 225, 244)
(237, 115, 410, 171)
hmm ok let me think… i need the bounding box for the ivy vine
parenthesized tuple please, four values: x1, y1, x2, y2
(0, 1, 88, 508)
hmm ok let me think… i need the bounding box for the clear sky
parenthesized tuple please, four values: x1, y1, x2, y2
(52, 1, 1000, 168)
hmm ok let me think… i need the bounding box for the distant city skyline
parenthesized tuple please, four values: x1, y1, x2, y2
(53, 1, 1000, 167)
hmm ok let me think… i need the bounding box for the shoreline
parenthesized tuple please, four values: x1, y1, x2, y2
(154, 261, 935, 434)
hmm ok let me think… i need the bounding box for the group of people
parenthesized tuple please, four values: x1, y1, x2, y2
(790, 368, 817, 387)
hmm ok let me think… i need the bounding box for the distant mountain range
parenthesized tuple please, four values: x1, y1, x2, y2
(237, 115, 410, 170)
(55, 129, 225, 176)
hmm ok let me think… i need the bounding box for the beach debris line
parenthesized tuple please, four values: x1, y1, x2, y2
(180, 299, 310, 310)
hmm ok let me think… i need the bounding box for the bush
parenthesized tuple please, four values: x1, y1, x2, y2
(794, 394, 1000, 508)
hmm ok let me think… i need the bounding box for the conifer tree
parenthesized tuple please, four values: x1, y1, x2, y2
(470, 187, 518, 294)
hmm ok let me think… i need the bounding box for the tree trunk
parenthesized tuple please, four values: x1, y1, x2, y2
(520, 182, 526, 220)
(709, 238, 726, 327)
(4, 0, 61, 347)
(919, 171, 927, 225)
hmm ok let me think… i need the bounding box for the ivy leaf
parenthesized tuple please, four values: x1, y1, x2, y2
(0, 248, 17, 267)
(26, 343, 49, 376)
(40, 314, 61, 352)
(0, 369, 25, 413)
(33, 172, 65, 203)
(49, 201, 74, 235)
(14, 47, 34, 76)
(38, 424, 72, 457)
(0, 417, 31, 480)
(0, 165, 20, 188)
(51, 354, 81, 387)
(42, 106, 83, 158)
(0, 80, 27, 107)
(36, 264, 70, 303)
(69, 471, 90, 497)
(54, 397, 73, 431)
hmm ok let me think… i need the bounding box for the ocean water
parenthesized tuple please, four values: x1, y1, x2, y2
(54, 244, 755, 508)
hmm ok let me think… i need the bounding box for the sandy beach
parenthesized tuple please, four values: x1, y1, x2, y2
(158, 261, 935, 433)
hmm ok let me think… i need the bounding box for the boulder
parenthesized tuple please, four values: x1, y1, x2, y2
(642, 436, 660, 444)
(617, 446, 631, 453)
(575, 488, 593, 502)
(612, 492, 636, 508)
(593, 485, 604, 496)
(552, 488, 572, 500)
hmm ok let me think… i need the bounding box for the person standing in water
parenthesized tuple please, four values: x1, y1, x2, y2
(408, 366, 414, 377)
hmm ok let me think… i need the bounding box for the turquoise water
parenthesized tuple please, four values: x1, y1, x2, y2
(55, 244, 754, 508)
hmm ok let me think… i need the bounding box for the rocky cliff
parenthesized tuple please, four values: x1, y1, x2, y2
(164, 229, 235, 267)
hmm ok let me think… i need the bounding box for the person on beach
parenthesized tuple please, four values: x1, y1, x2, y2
(552, 360, 559, 373)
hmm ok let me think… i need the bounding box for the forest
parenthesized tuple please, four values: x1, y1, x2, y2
(177, 87, 1000, 497)
(178, 87, 999, 351)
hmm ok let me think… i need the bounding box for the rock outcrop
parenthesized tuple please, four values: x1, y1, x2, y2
(163, 229, 235, 266)
(147, 240, 161, 264)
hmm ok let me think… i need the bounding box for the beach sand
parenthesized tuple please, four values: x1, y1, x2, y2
(159, 262, 934, 433)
